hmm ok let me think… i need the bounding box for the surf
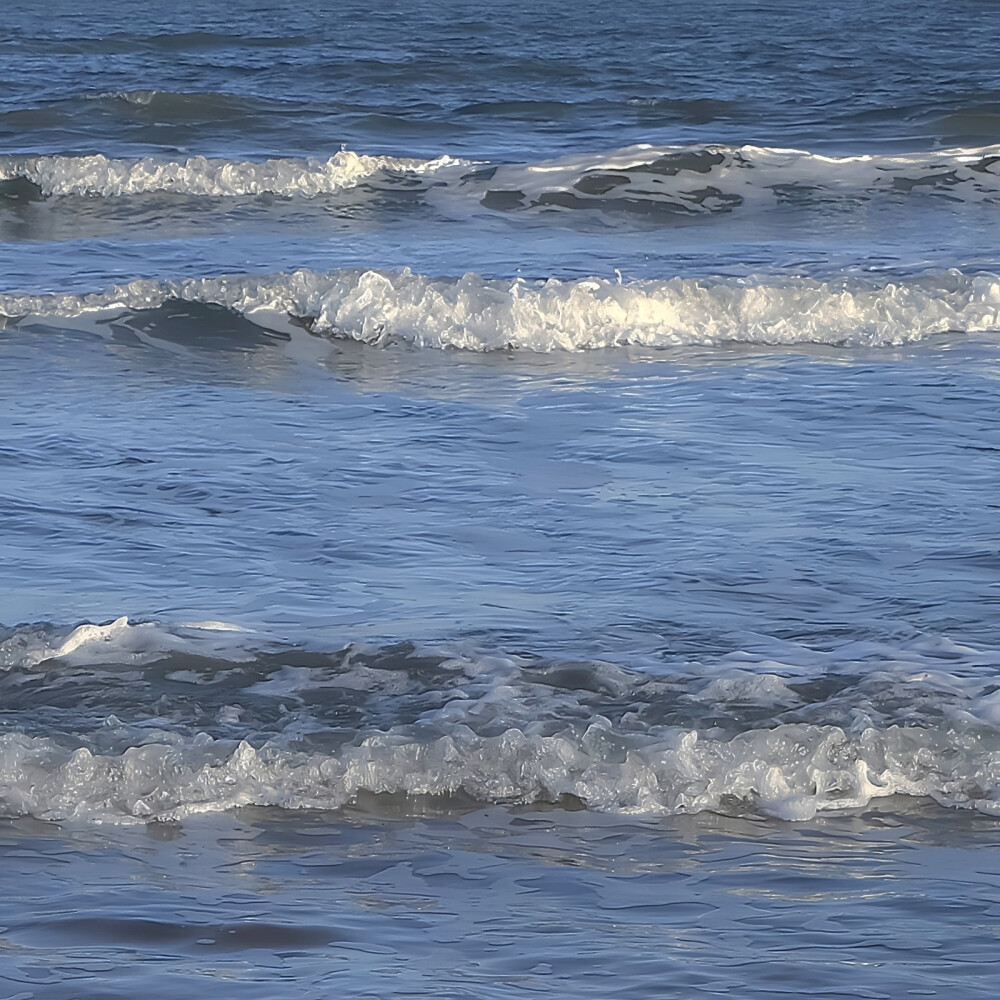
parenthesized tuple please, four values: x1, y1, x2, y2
(2, 267, 998, 351)
(3, 143, 998, 209)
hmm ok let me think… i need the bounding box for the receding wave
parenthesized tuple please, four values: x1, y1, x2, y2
(2, 267, 999, 351)
(0, 150, 463, 199)
(4, 617, 1000, 824)
(2, 143, 998, 210)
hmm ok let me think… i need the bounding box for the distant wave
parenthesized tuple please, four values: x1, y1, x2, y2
(0, 89, 313, 134)
(2, 143, 998, 209)
(2, 267, 998, 351)
(41, 30, 310, 57)
(0, 150, 464, 198)
(4, 617, 1000, 823)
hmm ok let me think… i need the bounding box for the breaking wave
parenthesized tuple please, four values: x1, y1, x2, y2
(0, 149, 463, 199)
(2, 267, 999, 351)
(4, 617, 1000, 824)
(462, 142, 1000, 214)
(2, 143, 998, 210)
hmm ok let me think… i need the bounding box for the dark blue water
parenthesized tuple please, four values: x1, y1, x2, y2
(2, 1, 1000, 996)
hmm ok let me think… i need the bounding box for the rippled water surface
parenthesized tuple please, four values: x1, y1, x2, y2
(3, 0, 1000, 996)
(5, 804, 1000, 999)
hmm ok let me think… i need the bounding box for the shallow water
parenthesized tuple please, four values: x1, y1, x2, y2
(5, 803, 1000, 998)
(3, 0, 1000, 996)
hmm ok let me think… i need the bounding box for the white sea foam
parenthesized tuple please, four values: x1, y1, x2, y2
(4, 619, 1000, 824)
(0, 150, 464, 198)
(0, 616, 260, 670)
(2, 267, 999, 350)
(2, 143, 998, 205)
(1, 715, 998, 824)
(464, 142, 1000, 211)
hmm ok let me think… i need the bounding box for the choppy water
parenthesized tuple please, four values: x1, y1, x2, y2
(3, 0, 1000, 996)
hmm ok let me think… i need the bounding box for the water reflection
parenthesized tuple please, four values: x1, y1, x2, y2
(3, 802, 999, 998)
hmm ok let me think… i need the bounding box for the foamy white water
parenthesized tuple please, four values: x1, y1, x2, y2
(5, 618, 1000, 825)
(0, 150, 464, 198)
(4, 143, 1000, 207)
(461, 142, 1000, 213)
(5, 0, 1000, 996)
(3, 266, 999, 349)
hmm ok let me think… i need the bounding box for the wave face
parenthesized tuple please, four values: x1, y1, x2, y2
(2, 267, 999, 351)
(2, 144, 999, 210)
(0, 150, 462, 199)
(3, 618, 1000, 824)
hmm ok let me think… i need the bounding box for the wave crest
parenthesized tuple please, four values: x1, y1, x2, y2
(464, 143, 1000, 214)
(0, 722, 976, 824)
(4, 618, 1000, 824)
(0, 150, 463, 198)
(2, 143, 999, 209)
(2, 267, 999, 351)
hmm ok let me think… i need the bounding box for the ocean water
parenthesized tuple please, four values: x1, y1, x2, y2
(3, 0, 1000, 995)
